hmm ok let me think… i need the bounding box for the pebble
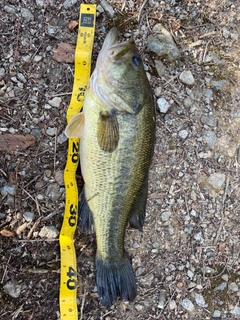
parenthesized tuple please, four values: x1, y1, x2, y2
(21, 8, 34, 22)
(4, 281, 21, 298)
(31, 129, 42, 139)
(214, 282, 227, 291)
(201, 115, 217, 127)
(48, 97, 62, 108)
(181, 298, 195, 312)
(204, 88, 213, 103)
(0, 68, 5, 79)
(154, 86, 162, 97)
(1, 184, 16, 197)
(179, 70, 195, 85)
(34, 55, 42, 62)
(179, 130, 189, 139)
(54, 171, 64, 186)
(35, 0, 45, 7)
(203, 130, 217, 149)
(23, 211, 35, 222)
(46, 127, 57, 136)
(161, 210, 171, 221)
(100, 0, 115, 18)
(228, 282, 238, 292)
(213, 310, 221, 317)
(158, 289, 166, 309)
(207, 173, 226, 190)
(194, 232, 204, 243)
(39, 225, 59, 239)
(157, 97, 170, 113)
(135, 304, 144, 311)
(3, 5, 16, 14)
(231, 305, 240, 316)
(147, 24, 180, 62)
(211, 80, 227, 91)
(63, 0, 78, 9)
(195, 293, 208, 307)
(155, 60, 165, 77)
(57, 132, 68, 144)
(45, 183, 61, 201)
(169, 300, 177, 310)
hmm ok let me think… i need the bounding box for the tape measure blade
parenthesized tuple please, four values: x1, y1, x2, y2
(60, 4, 96, 320)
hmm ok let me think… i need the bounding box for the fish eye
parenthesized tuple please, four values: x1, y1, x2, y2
(132, 56, 141, 66)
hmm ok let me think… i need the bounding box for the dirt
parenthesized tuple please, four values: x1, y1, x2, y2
(0, 0, 240, 319)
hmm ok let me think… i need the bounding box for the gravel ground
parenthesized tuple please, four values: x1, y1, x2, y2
(0, 0, 240, 319)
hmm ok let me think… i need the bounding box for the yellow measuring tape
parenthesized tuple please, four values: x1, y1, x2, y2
(60, 4, 96, 319)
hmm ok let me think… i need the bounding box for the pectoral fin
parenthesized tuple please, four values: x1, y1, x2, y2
(97, 110, 119, 152)
(65, 112, 84, 138)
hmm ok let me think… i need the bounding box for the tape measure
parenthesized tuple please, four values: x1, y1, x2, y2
(60, 4, 96, 319)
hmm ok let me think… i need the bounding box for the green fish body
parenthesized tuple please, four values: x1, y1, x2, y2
(65, 27, 155, 306)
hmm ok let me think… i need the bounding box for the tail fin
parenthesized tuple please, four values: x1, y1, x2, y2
(78, 190, 94, 233)
(95, 254, 137, 306)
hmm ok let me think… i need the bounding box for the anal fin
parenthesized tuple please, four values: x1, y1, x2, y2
(129, 180, 148, 231)
(78, 189, 94, 233)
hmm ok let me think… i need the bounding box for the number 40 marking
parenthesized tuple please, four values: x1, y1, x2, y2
(66, 266, 77, 290)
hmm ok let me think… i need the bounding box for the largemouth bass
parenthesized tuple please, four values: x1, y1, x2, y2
(65, 27, 155, 306)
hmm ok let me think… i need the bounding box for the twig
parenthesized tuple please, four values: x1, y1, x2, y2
(13, 20, 20, 64)
(138, 0, 149, 22)
(163, 74, 179, 87)
(1, 255, 11, 284)
(80, 287, 86, 320)
(199, 31, 217, 39)
(27, 217, 42, 239)
(202, 40, 211, 64)
(214, 174, 230, 244)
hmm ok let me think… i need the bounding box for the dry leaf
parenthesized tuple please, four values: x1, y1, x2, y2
(68, 20, 78, 32)
(52, 42, 75, 64)
(0, 229, 15, 237)
(0, 134, 36, 152)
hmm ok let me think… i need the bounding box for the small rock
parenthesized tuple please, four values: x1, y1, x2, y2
(211, 80, 227, 91)
(4, 281, 21, 298)
(35, 0, 45, 7)
(46, 183, 61, 201)
(204, 88, 213, 103)
(179, 130, 189, 139)
(222, 27, 231, 39)
(169, 300, 177, 310)
(54, 171, 64, 186)
(213, 310, 221, 317)
(157, 97, 170, 113)
(183, 97, 193, 108)
(17, 73, 27, 83)
(194, 232, 204, 243)
(208, 173, 226, 190)
(21, 8, 34, 22)
(158, 289, 166, 309)
(179, 70, 195, 85)
(154, 86, 162, 97)
(48, 97, 62, 108)
(147, 24, 180, 62)
(228, 282, 239, 292)
(57, 132, 68, 144)
(4, 5, 16, 14)
(155, 60, 165, 77)
(195, 293, 208, 308)
(214, 282, 227, 291)
(1, 184, 16, 197)
(221, 274, 228, 281)
(161, 211, 171, 221)
(31, 129, 42, 139)
(201, 115, 217, 127)
(135, 304, 144, 311)
(46, 127, 57, 136)
(0, 68, 5, 79)
(203, 130, 217, 149)
(181, 298, 195, 312)
(231, 305, 240, 316)
(39, 225, 59, 239)
(23, 211, 35, 222)
(187, 270, 194, 279)
(63, 0, 78, 9)
(100, 0, 115, 18)
(33, 55, 42, 62)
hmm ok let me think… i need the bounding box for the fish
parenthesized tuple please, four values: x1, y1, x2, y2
(65, 27, 156, 306)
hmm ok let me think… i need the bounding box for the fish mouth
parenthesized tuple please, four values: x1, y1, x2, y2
(101, 27, 135, 62)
